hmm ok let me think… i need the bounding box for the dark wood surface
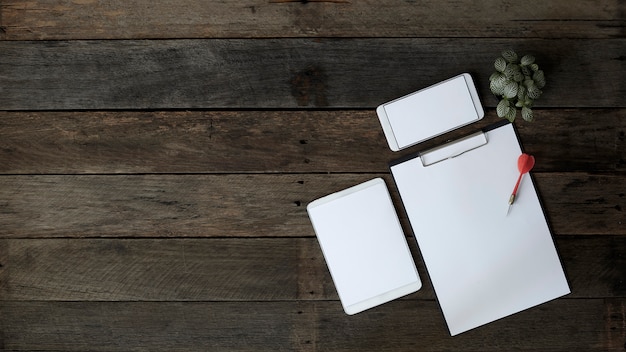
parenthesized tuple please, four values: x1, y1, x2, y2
(0, 1, 625, 351)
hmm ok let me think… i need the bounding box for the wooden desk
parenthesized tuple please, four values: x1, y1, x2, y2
(0, 1, 624, 350)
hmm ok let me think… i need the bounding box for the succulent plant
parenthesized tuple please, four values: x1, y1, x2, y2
(489, 50, 546, 122)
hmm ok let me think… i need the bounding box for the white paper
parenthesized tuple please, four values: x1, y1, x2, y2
(390, 123, 570, 335)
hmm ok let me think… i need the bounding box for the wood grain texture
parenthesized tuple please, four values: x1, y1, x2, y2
(1, 109, 625, 174)
(0, 238, 355, 302)
(1, 0, 623, 40)
(0, 39, 624, 110)
(1, 1, 624, 350)
(0, 238, 305, 301)
(0, 236, 623, 301)
(0, 173, 623, 238)
(0, 299, 623, 351)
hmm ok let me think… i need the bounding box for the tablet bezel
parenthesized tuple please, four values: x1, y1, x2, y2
(307, 178, 422, 315)
(376, 73, 484, 152)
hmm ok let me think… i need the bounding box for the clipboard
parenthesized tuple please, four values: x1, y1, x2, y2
(307, 178, 422, 315)
(390, 122, 570, 335)
(377, 73, 484, 151)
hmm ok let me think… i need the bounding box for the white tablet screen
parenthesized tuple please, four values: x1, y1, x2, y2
(378, 74, 483, 151)
(307, 178, 421, 314)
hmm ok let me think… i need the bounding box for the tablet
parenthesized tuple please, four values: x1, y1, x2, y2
(376, 73, 484, 151)
(307, 178, 421, 315)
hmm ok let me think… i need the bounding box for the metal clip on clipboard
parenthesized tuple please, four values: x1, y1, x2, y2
(419, 131, 488, 167)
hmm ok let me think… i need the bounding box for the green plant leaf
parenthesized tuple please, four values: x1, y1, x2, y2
(535, 78, 546, 89)
(494, 57, 507, 72)
(501, 50, 518, 63)
(503, 63, 521, 79)
(497, 99, 510, 117)
(489, 72, 502, 81)
(503, 82, 519, 99)
(520, 55, 535, 66)
(490, 78, 505, 95)
(496, 73, 509, 85)
(524, 79, 536, 89)
(490, 73, 508, 94)
(533, 70, 546, 88)
(527, 85, 542, 99)
(489, 50, 545, 123)
(490, 83, 499, 95)
(517, 85, 527, 101)
(505, 107, 517, 122)
(521, 106, 534, 121)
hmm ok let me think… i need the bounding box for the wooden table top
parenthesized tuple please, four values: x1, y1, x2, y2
(0, 1, 624, 350)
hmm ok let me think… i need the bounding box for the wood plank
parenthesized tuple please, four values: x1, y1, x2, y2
(0, 301, 301, 351)
(0, 236, 623, 301)
(1, 39, 624, 110)
(1, 0, 622, 40)
(0, 238, 304, 301)
(1, 109, 624, 174)
(313, 299, 626, 352)
(0, 173, 623, 238)
(536, 173, 626, 236)
(0, 238, 338, 301)
(514, 108, 626, 173)
(0, 299, 623, 351)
